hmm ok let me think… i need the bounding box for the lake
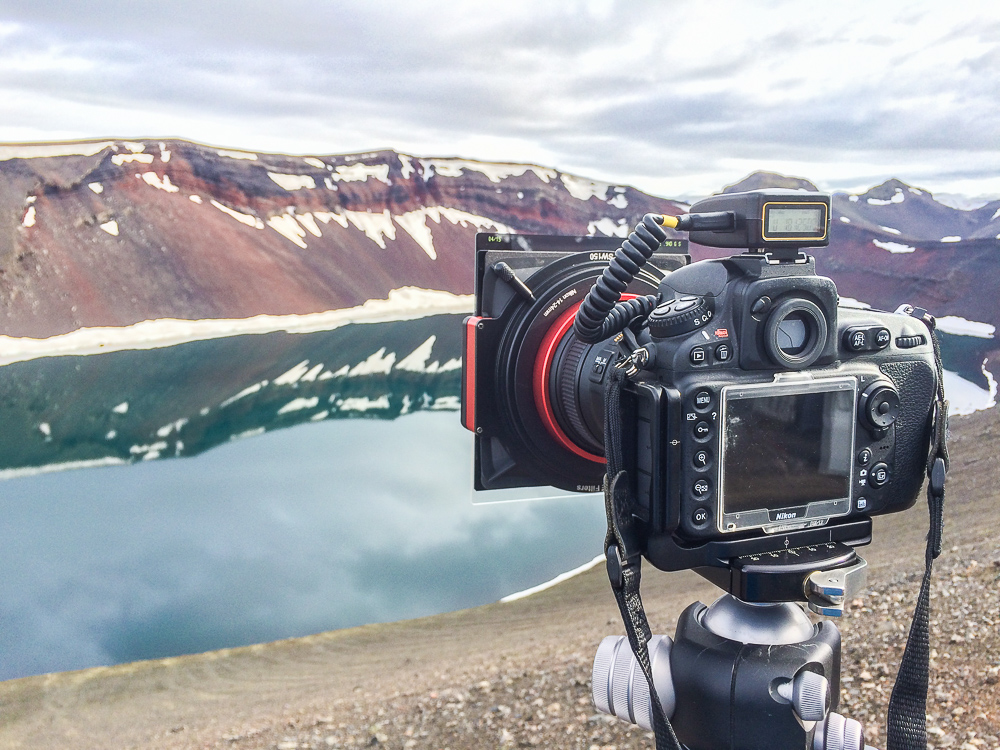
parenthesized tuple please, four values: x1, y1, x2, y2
(0, 301, 994, 680)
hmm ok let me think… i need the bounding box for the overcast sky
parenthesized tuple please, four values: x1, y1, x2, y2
(1, 0, 999, 201)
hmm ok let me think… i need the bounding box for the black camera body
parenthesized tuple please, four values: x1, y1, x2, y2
(463, 190, 938, 578)
(624, 253, 937, 573)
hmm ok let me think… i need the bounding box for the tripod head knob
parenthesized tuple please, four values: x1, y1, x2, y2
(813, 712, 866, 750)
(777, 670, 830, 722)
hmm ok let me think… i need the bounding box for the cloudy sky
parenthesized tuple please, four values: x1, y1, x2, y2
(1, 1, 999, 201)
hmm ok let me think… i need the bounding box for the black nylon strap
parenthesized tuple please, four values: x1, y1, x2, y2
(886, 323, 950, 750)
(604, 368, 683, 750)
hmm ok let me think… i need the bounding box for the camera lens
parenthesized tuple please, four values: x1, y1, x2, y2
(763, 298, 828, 369)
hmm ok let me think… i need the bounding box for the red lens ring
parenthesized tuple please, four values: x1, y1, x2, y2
(531, 295, 638, 465)
(532, 302, 603, 463)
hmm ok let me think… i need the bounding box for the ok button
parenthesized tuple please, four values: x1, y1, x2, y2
(693, 420, 711, 439)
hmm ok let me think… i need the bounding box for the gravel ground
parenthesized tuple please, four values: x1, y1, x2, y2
(211, 542, 999, 750)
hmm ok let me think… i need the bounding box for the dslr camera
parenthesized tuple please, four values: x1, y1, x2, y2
(462, 189, 938, 593)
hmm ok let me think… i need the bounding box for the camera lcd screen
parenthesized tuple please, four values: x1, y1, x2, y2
(721, 382, 855, 517)
(766, 207, 824, 236)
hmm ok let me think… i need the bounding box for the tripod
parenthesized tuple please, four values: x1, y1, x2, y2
(592, 544, 873, 750)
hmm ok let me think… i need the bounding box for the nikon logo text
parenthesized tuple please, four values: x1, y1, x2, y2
(775, 512, 799, 520)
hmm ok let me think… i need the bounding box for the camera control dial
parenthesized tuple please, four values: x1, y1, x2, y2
(648, 295, 714, 339)
(860, 381, 900, 430)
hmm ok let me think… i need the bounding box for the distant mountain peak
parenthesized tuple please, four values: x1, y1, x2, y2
(855, 178, 926, 204)
(721, 171, 819, 194)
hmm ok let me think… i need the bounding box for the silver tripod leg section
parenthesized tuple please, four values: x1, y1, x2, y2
(592, 634, 675, 731)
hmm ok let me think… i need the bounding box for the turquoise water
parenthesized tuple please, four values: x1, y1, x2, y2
(0, 312, 993, 680)
(0, 409, 607, 679)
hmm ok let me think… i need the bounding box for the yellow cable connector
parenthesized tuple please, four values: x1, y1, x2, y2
(659, 214, 680, 229)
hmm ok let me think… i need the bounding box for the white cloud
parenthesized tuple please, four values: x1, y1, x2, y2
(0, 2, 999, 199)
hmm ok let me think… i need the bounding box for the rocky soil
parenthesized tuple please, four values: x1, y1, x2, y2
(169, 548, 999, 750)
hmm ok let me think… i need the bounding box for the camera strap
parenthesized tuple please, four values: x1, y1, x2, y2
(603, 367, 683, 750)
(886, 320, 950, 750)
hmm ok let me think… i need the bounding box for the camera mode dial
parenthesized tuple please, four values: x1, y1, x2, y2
(647, 295, 714, 339)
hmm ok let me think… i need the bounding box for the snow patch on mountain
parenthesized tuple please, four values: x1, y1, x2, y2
(345, 210, 396, 249)
(935, 316, 995, 339)
(394, 206, 512, 259)
(295, 212, 322, 238)
(399, 154, 415, 180)
(140, 172, 179, 193)
(867, 188, 905, 206)
(112, 153, 153, 166)
(267, 214, 308, 248)
(418, 158, 556, 184)
(878, 226, 901, 235)
(264, 203, 513, 255)
(588, 218, 629, 238)
(944, 365, 997, 416)
(217, 149, 257, 160)
(212, 200, 264, 229)
(329, 163, 391, 185)
(88, 182, 103, 194)
(560, 174, 610, 201)
(312, 211, 349, 229)
(99, 220, 119, 236)
(607, 193, 628, 209)
(872, 239, 915, 254)
(0, 141, 115, 161)
(940, 236, 962, 243)
(268, 173, 316, 191)
(21, 206, 35, 228)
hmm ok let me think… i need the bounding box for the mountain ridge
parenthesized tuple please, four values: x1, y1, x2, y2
(1, 139, 998, 344)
